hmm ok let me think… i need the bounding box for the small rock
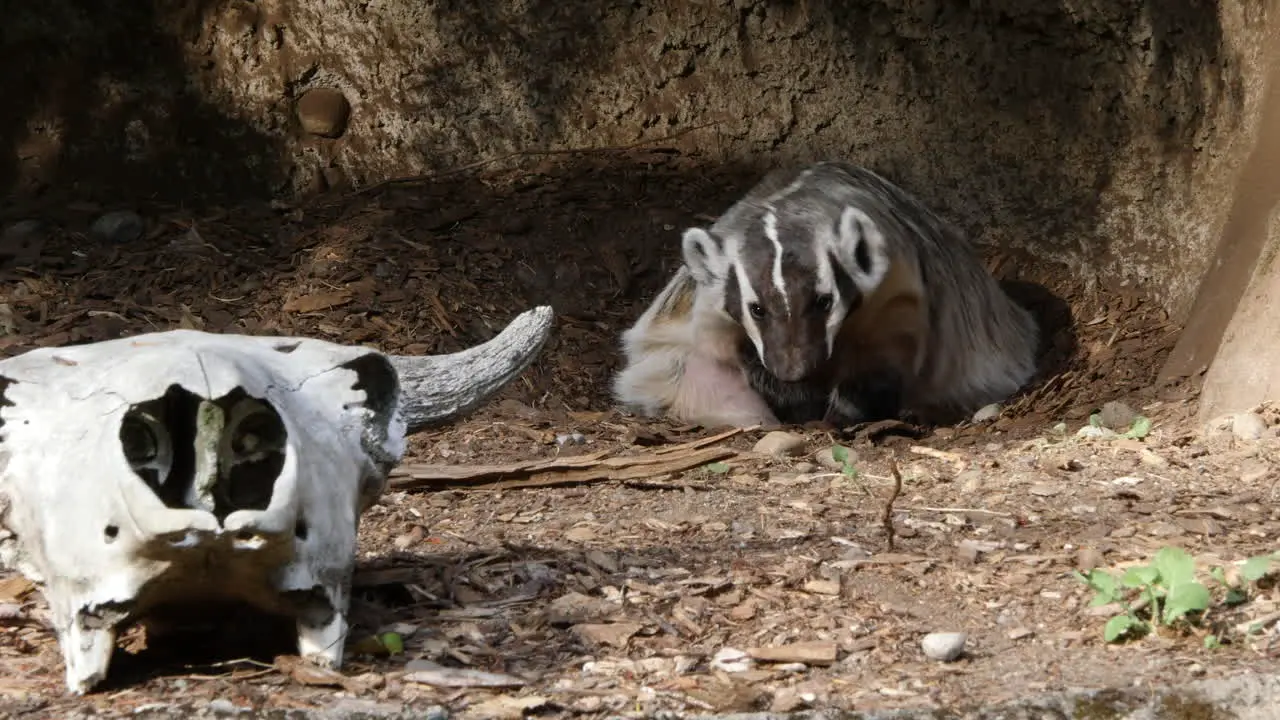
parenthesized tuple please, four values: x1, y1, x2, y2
(296, 87, 352, 138)
(770, 687, 809, 712)
(1077, 425, 1117, 440)
(814, 445, 855, 470)
(956, 469, 983, 494)
(921, 632, 967, 662)
(753, 431, 806, 457)
(711, 647, 754, 673)
(207, 698, 247, 715)
(1075, 547, 1105, 571)
(1232, 412, 1267, 441)
(90, 210, 144, 244)
(1139, 449, 1168, 467)
(0, 219, 47, 263)
(793, 461, 817, 473)
(971, 403, 1001, 423)
(1240, 461, 1272, 483)
(1007, 627, 1035, 641)
(1096, 401, 1136, 431)
(556, 432, 586, 446)
(1028, 483, 1059, 497)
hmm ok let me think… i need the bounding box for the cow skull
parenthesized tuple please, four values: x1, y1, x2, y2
(0, 306, 554, 694)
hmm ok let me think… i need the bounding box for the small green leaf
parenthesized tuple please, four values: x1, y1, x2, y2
(1242, 554, 1274, 582)
(1082, 569, 1117, 597)
(1121, 566, 1159, 588)
(831, 445, 849, 463)
(379, 632, 405, 655)
(1204, 634, 1221, 650)
(1209, 566, 1228, 586)
(1163, 581, 1211, 624)
(1089, 413, 1103, 428)
(1104, 614, 1137, 642)
(1123, 416, 1152, 439)
(705, 462, 732, 474)
(1153, 546, 1197, 587)
(1226, 588, 1249, 606)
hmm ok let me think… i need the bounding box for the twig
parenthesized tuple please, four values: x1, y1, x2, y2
(883, 456, 904, 551)
(903, 506, 1014, 518)
(347, 121, 722, 198)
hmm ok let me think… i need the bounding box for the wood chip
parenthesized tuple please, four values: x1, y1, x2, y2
(282, 290, 352, 313)
(746, 640, 838, 665)
(571, 622, 643, 648)
(403, 660, 526, 688)
(802, 579, 841, 596)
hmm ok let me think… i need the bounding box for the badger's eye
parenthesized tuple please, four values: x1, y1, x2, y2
(748, 302, 766, 319)
(814, 294, 834, 313)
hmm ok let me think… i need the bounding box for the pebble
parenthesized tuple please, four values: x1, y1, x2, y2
(90, 210, 144, 244)
(555, 432, 586, 446)
(814, 445, 855, 470)
(0, 219, 47, 263)
(207, 698, 247, 715)
(710, 646, 754, 673)
(1232, 412, 1267, 441)
(1096, 400, 1136, 431)
(296, 87, 352, 138)
(956, 469, 984, 494)
(921, 631, 967, 662)
(753, 430, 806, 457)
(1076, 425, 1117, 440)
(971, 403, 1001, 423)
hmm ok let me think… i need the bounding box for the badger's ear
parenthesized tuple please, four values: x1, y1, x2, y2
(836, 206, 891, 293)
(681, 227, 728, 286)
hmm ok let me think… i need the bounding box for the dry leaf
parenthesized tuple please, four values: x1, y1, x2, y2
(467, 694, 549, 720)
(274, 655, 371, 693)
(0, 575, 35, 603)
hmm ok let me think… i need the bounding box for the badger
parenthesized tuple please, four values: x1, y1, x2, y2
(611, 160, 1040, 428)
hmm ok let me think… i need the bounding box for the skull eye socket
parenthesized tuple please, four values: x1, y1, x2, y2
(120, 417, 159, 465)
(120, 412, 172, 469)
(225, 400, 286, 460)
(119, 409, 175, 492)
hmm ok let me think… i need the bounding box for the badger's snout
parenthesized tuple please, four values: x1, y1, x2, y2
(765, 344, 828, 383)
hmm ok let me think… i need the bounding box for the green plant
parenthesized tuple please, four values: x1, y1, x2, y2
(1075, 548, 1278, 644)
(1086, 413, 1151, 439)
(830, 445, 860, 480)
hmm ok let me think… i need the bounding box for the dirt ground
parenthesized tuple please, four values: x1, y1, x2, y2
(0, 149, 1277, 718)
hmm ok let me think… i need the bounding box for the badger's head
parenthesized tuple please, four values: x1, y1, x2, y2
(682, 203, 891, 383)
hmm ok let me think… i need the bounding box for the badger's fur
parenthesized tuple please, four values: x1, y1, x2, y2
(612, 160, 1040, 428)
(612, 265, 781, 428)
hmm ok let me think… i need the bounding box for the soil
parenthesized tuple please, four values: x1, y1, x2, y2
(0, 149, 1277, 718)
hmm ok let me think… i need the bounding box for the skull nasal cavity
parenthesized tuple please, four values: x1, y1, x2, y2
(120, 385, 287, 523)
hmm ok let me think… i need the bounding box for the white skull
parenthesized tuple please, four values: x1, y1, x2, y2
(0, 306, 554, 695)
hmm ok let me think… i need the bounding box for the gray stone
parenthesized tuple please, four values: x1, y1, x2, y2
(297, 88, 352, 138)
(90, 210, 145, 244)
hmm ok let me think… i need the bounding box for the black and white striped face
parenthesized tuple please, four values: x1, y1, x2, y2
(682, 205, 890, 383)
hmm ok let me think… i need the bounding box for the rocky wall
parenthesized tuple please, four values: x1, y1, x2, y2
(1, 0, 1273, 322)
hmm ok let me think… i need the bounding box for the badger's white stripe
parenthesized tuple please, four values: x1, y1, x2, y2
(729, 243, 769, 371)
(762, 210, 790, 314)
(814, 226, 846, 356)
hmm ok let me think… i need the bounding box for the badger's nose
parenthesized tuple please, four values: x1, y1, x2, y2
(770, 346, 824, 382)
